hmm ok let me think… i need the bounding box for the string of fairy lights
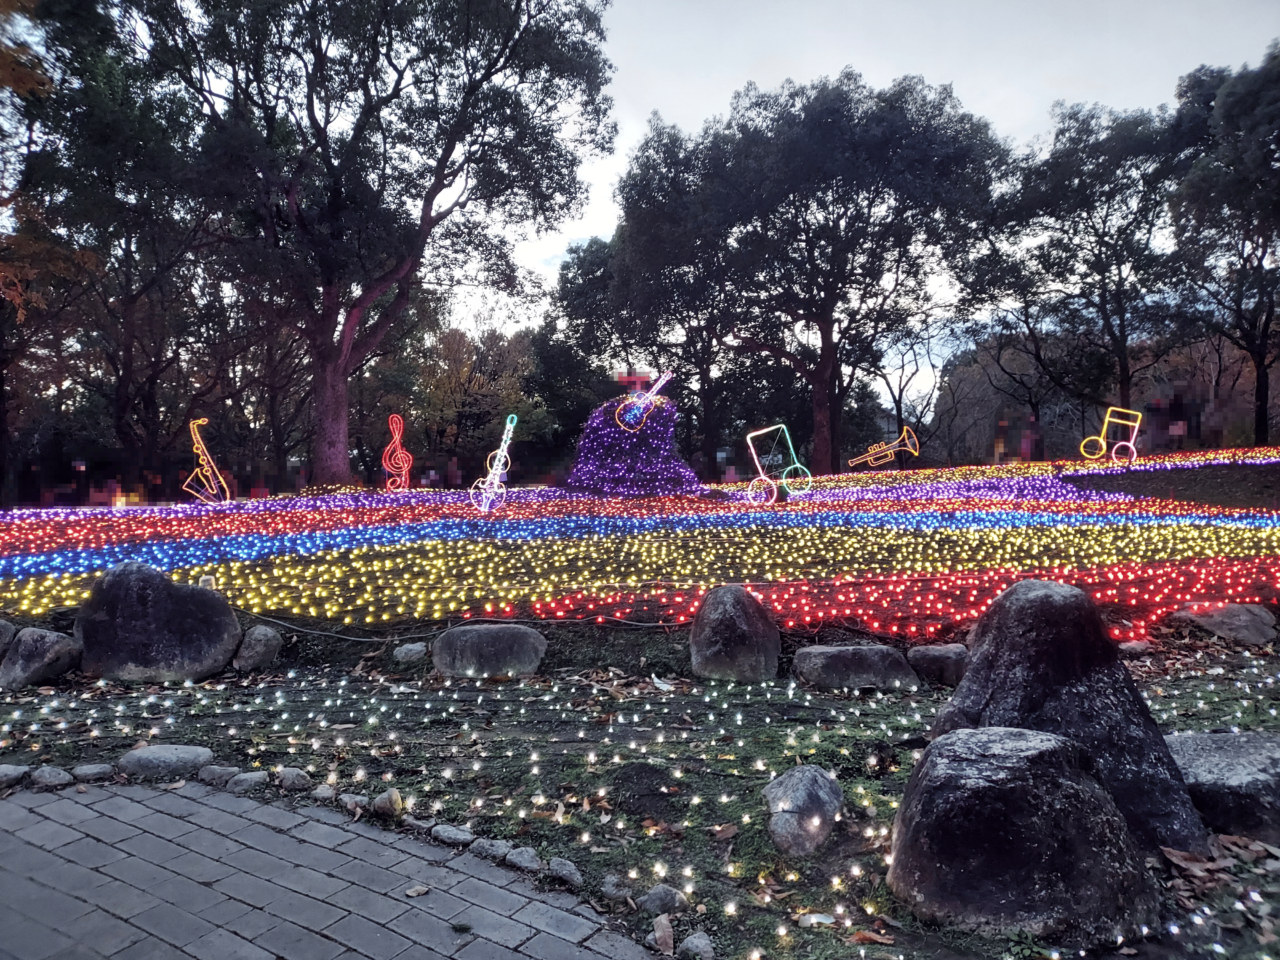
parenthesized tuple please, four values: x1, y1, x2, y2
(2, 449, 1280, 639)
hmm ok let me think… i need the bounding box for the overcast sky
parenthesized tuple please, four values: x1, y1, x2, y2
(505, 0, 1279, 297)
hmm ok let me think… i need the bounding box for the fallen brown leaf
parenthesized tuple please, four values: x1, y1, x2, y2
(653, 914, 674, 955)
(709, 823, 739, 841)
(848, 930, 894, 945)
(162, 780, 185, 791)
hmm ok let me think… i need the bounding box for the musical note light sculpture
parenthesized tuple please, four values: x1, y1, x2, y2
(381, 414, 414, 493)
(615, 371, 673, 432)
(1081, 407, 1142, 464)
(470, 414, 517, 513)
(848, 426, 920, 469)
(745, 424, 812, 505)
(182, 418, 232, 505)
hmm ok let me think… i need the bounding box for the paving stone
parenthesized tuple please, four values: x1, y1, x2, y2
(387, 908, 471, 951)
(452, 941, 521, 960)
(167, 849, 238, 883)
(62, 907, 148, 956)
(304, 806, 350, 826)
(582, 931, 651, 960)
(112, 937, 190, 960)
(213, 871, 289, 906)
(261, 889, 347, 930)
(197, 898, 255, 927)
(330, 858, 406, 894)
(4, 914, 73, 960)
(445, 853, 516, 887)
(89, 796, 153, 822)
(173, 782, 214, 800)
(200, 793, 261, 815)
(324, 885, 409, 924)
(275, 864, 350, 900)
(0, 800, 43, 831)
(324, 914, 412, 960)
(391, 948, 450, 960)
(448, 905, 534, 948)
(246, 805, 307, 830)
(173, 827, 243, 860)
(223, 846, 294, 879)
(131, 902, 217, 946)
(64, 785, 114, 803)
(189, 807, 253, 835)
(449, 877, 529, 915)
(103, 783, 158, 801)
(0, 839, 63, 875)
(30, 857, 113, 894)
(38, 798, 103, 826)
(511, 901, 598, 943)
(115, 832, 186, 864)
(390, 837, 453, 863)
(15, 819, 84, 850)
(389, 856, 464, 889)
(41, 944, 102, 960)
(58, 836, 127, 869)
(7, 790, 61, 808)
(186, 928, 275, 960)
(149, 872, 228, 914)
(519, 932, 608, 960)
(335, 834, 409, 868)
(253, 921, 346, 960)
(141, 792, 207, 818)
(133, 811, 197, 840)
(407, 886, 469, 921)
(289, 820, 352, 847)
(76, 815, 141, 844)
(78, 879, 163, 919)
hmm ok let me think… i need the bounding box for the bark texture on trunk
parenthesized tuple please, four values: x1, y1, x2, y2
(311, 358, 353, 486)
(1253, 354, 1270, 447)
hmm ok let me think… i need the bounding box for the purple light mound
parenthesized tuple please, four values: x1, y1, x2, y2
(565, 396, 701, 497)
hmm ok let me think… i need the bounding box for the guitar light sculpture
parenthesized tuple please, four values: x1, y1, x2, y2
(745, 424, 812, 505)
(1081, 407, 1142, 464)
(182, 418, 231, 505)
(615, 371, 673, 432)
(471, 414, 517, 513)
(381, 414, 413, 493)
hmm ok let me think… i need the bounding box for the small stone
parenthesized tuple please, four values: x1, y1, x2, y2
(677, 931, 715, 959)
(118, 745, 214, 780)
(31, 766, 74, 790)
(431, 823, 474, 845)
(233, 625, 283, 673)
(1118, 640, 1153, 658)
(198, 764, 240, 787)
(0, 620, 17, 661)
(372, 787, 404, 819)
(0, 628, 82, 690)
(277, 767, 312, 791)
(339, 793, 369, 811)
(432, 624, 547, 678)
(470, 837, 513, 860)
(793, 644, 919, 692)
(762, 764, 843, 856)
(310, 784, 336, 801)
(0, 764, 29, 788)
(504, 846, 543, 872)
(635, 883, 688, 915)
(548, 857, 583, 888)
(226, 771, 269, 794)
(392, 642, 427, 664)
(600, 873, 632, 901)
(403, 816, 436, 832)
(71, 763, 114, 782)
(1168, 603, 1277, 646)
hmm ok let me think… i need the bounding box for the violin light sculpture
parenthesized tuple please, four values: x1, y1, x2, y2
(470, 414, 517, 513)
(615, 371, 673, 433)
(182, 418, 231, 505)
(381, 413, 414, 493)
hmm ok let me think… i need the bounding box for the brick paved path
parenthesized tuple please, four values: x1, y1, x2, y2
(0, 781, 649, 960)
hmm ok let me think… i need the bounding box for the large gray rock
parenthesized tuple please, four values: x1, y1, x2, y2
(0, 764, 29, 788)
(792, 644, 918, 691)
(1166, 733, 1280, 843)
(761, 764, 843, 856)
(635, 883, 688, 915)
(933, 579, 1208, 855)
(0, 628, 82, 690)
(233, 625, 282, 673)
(504, 846, 543, 872)
(277, 767, 312, 791)
(392, 642, 428, 665)
(689, 584, 780, 682)
(431, 823, 475, 845)
(677, 932, 714, 960)
(372, 788, 403, 818)
(889, 727, 1159, 946)
(470, 838, 513, 861)
(72, 763, 115, 783)
(76, 562, 242, 682)
(226, 771, 268, 794)
(1168, 603, 1277, 646)
(117, 744, 213, 780)
(0, 620, 16, 660)
(432, 624, 546, 678)
(906, 643, 968, 687)
(548, 857, 583, 888)
(198, 764, 240, 787)
(31, 766, 74, 790)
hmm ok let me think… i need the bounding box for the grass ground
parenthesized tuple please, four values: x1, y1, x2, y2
(1, 466, 1278, 960)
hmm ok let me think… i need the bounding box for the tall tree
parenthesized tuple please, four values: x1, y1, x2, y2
(707, 71, 1001, 473)
(1173, 49, 1280, 445)
(135, 0, 614, 484)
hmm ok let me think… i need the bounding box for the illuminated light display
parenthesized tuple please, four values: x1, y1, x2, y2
(615, 370, 673, 432)
(470, 414, 517, 514)
(849, 426, 920, 469)
(381, 414, 414, 493)
(565, 393, 700, 497)
(746, 425, 812, 504)
(181, 418, 231, 505)
(1081, 407, 1143, 464)
(3, 445, 1280, 641)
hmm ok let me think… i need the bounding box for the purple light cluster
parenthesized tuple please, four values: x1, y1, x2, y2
(803, 474, 1135, 504)
(565, 396, 702, 497)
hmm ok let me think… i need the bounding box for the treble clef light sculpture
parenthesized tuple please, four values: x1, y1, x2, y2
(381, 413, 414, 492)
(182, 418, 232, 505)
(470, 414, 517, 513)
(615, 370, 673, 432)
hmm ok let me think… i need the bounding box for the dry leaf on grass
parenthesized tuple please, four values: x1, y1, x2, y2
(708, 823, 738, 840)
(847, 930, 895, 945)
(653, 914, 674, 956)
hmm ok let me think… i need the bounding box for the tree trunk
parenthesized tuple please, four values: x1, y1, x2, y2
(810, 334, 838, 475)
(312, 356, 353, 486)
(1253, 351, 1270, 447)
(0, 358, 9, 509)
